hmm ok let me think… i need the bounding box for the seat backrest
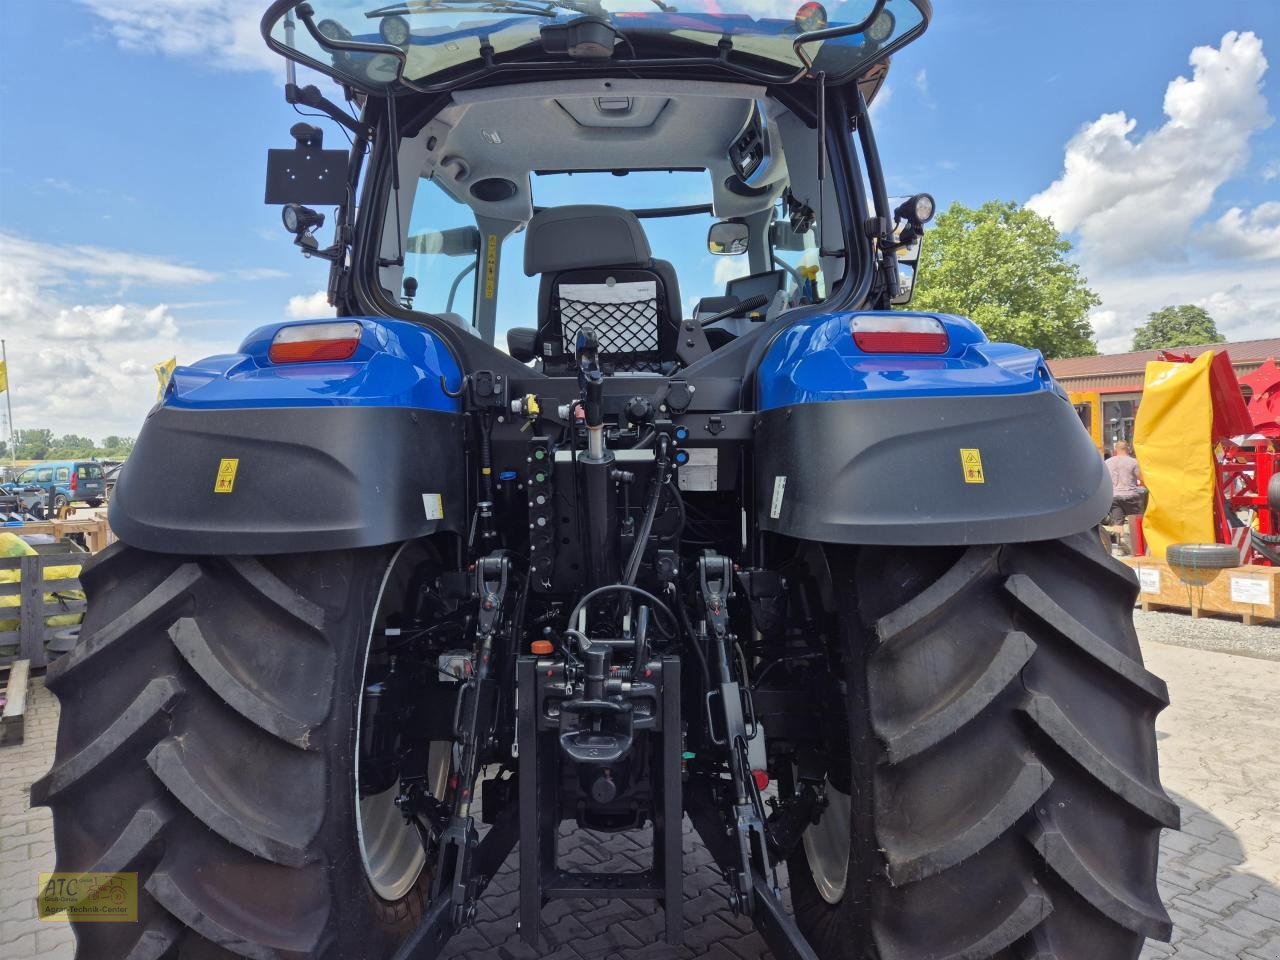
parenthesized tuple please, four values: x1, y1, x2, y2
(524, 206, 681, 373)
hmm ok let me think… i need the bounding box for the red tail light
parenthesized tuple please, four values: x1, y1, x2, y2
(269, 321, 363, 364)
(70, 471, 77, 492)
(852, 315, 949, 354)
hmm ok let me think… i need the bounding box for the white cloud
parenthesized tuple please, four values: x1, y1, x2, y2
(1263, 160, 1280, 181)
(1087, 263, 1280, 354)
(0, 231, 236, 437)
(1198, 202, 1280, 261)
(233, 267, 291, 281)
(51, 303, 179, 341)
(914, 68, 934, 109)
(713, 257, 750, 288)
(286, 290, 334, 318)
(78, 0, 280, 74)
(1028, 31, 1272, 265)
(0, 231, 214, 294)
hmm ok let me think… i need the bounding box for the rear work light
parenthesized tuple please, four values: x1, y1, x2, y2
(851, 315, 949, 354)
(269, 321, 363, 364)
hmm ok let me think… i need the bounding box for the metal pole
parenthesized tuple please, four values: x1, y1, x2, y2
(1, 340, 14, 467)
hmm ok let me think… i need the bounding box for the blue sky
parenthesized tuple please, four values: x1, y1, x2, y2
(0, 0, 1277, 438)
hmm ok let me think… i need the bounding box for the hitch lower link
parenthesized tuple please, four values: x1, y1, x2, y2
(690, 553, 819, 960)
(391, 553, 519, 960)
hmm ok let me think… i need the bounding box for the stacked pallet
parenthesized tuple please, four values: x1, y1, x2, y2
(1120, 556, 1279, 625)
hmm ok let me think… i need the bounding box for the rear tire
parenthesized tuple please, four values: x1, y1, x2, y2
(33, 542, 438, 959)
(788, 531, 1178, 959)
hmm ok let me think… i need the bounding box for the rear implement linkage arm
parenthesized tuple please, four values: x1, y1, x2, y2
(689, 554, 819, 960)
(392, 552, 519, 960)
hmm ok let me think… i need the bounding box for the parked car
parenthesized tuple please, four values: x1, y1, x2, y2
(1, 460, 108, 513)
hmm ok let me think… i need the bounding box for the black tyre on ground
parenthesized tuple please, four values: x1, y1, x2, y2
(788, 530, 1178, 960)
(32, 542, 439, 959)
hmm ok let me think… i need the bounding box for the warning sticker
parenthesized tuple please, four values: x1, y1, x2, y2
(213, 458, 239, 494)
(422, 493, 444, 520)
(960, 448, 985, 484)
(484, 234, 498, 299)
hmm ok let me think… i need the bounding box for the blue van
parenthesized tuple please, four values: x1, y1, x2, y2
(3, 460, 108, 511)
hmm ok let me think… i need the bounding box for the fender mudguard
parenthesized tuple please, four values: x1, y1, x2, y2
(754, 311, 1110, 545)
(110, 318, 468, 555)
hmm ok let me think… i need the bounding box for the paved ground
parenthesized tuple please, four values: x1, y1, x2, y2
(3, 624, 1279, 959)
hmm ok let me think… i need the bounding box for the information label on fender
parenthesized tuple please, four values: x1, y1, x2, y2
(769, 476, 786, 519)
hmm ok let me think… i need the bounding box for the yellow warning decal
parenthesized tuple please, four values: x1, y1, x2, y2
(484, 234, 498, 299)
(960, 448, 985, 484)
(214, 458, 239, 494)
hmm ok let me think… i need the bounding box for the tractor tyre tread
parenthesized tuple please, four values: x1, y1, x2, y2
(789, 530, 1176, 960)
(33, 544, 426, 960)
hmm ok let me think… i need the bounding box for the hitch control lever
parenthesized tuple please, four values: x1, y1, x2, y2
(575, 327, 607, 461)
(699, 293, 771, 328)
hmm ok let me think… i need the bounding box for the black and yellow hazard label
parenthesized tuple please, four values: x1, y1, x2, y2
(214, 458, 239, 494)
(484, 234, 498, 299)
(960, 448, 985, 484)
(39, 872, 138, 922)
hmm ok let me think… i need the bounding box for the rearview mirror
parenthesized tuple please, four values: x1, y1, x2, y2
(708, 220, 749, 256)
(890, 231, 924, 306)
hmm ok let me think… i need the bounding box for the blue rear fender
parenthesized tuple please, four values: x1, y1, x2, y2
(757, 311, 1062, 408)
(112, 317, 468, 555)
(162, 317, 463, 412)
(753, 310, 1109, 545)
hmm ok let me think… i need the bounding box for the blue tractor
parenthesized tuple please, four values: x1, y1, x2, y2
(36, 2, 1178, 958)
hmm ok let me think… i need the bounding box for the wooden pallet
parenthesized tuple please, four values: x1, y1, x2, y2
(0, 658, 30, 747)
(0, 553, 88, 670)
(0, 515, 114, 553)
(1121, 557, 1279, 625)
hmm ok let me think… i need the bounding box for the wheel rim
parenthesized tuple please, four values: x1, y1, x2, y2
(795, 542, 852, 905)
(354, 543, 446, 902)
(802, 783, 851, 904)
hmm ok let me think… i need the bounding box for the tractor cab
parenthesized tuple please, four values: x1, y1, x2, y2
(262, 0, 933, 373)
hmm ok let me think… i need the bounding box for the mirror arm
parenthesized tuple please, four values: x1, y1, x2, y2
(286, 82, 372, 139)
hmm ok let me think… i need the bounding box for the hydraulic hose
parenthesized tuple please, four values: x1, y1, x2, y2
(566, 584, 678, 638)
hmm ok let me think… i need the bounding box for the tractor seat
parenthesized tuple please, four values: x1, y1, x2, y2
(507, 205, 682, 374)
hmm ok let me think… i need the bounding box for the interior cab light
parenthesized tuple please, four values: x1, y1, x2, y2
(269, 321, 363, 363)
(851, 315, 949, 354)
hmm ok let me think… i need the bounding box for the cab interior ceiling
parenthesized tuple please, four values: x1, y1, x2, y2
(402, 80, 801, 224)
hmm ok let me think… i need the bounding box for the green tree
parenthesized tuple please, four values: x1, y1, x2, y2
(15, 428, 53, 460)
(97, 436, 135, 458)
(1130, 305, 1221, 352)
(50, 434, 96, 458)
(912, 200, 1099, 359)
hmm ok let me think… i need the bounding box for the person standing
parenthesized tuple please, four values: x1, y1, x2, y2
(1105, 441, 1147, 525)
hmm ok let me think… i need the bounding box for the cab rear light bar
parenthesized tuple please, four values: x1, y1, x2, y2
(269, 321, 362, 363)
(851, 315, 949, 354)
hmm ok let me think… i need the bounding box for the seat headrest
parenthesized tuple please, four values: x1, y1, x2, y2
(523, 205, 652, 277)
